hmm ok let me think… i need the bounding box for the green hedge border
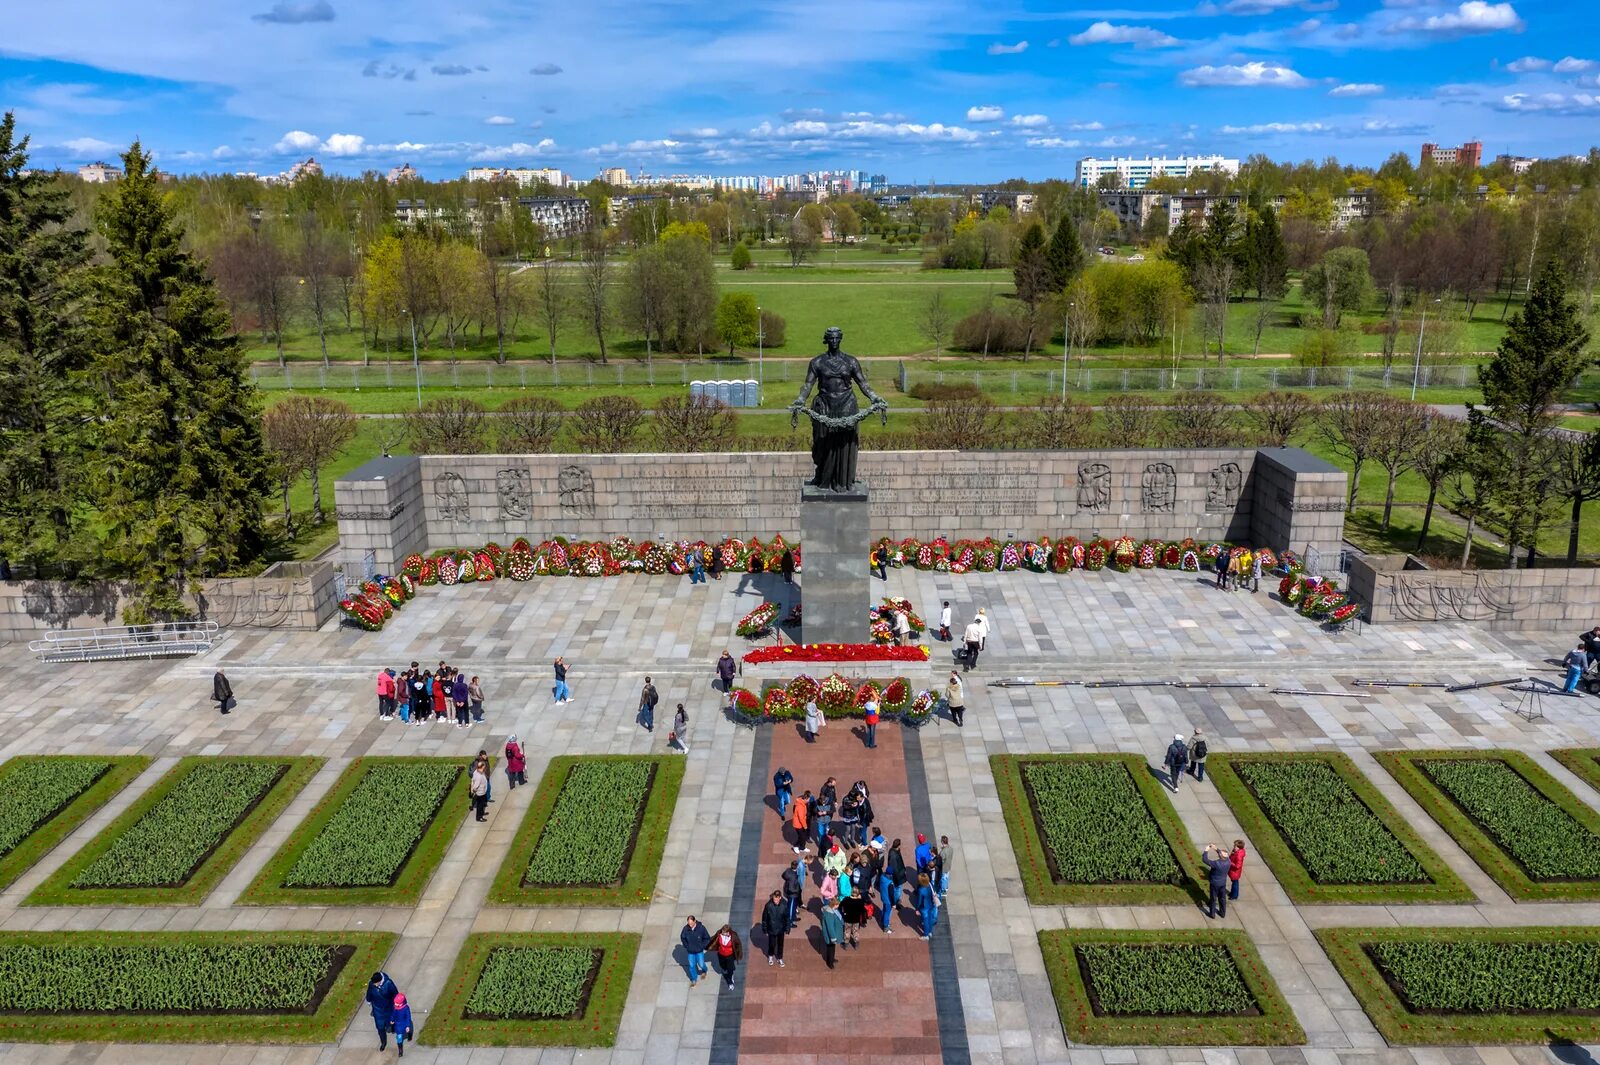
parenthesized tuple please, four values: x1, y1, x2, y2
(1210, 752, 1474, 904)
(1316, 925, 1600, 1044)
(1374, 748, 1600, 901)
(25, 756, 322, 907)
(419, 931, 639, 1047)
(1549, 747, 1600, 797)
(0, 756, 151, 893)
(1038, 928, 1305, 1046)
(239, 756, 477, 906)
(0, 929, 396, 1043)
(487, 755, 684, 907)
(992, 754, 1205, 905)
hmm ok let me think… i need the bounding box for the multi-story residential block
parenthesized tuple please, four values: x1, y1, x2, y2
(600, 167, 630, 186)
(1421, 141, 1483, 168)
(976, 190, 1035, 215)
(1494, 154, 1538, 174)
(466, 166, 565, 187)
(1075, 154, 1239, 189)
(387, 163, 419, 184)
(77, 161, 122, 183)
(284, 157, 322, 183)
(517, 196, 593, 239)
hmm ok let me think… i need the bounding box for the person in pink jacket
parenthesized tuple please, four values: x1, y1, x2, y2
(376, 669, 396, 721)
(504, 735, 527, 789)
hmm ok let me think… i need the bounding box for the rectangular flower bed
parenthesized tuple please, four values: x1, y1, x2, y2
(420, 932, 638, 1047)
(241, 756, 473, 906)
(1550, 747, 1600, 797)
(1209, 753, 1472, 904)
(26, 756, 320, 906)
(992, 754, 1204, 904)
(1375, 749, 1600, 900)
(0, 756, 150, 893)
(1317, 926, 1600, 1044)
(1039, 928, 1304, 1046)
(488, 755, 683, 907)
(0, 929, 396, 1043)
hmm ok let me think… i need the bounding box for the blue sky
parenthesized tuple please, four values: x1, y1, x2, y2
(3, 0, 1593, 181)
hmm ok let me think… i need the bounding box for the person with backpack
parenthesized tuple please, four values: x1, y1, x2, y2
(638, 676, 659, 732)
(761, 890, 788, 968)
(504, 735, 527, 789)
(1188, 730, 1209, 782)
(711, 924, 743, 989)
(1164, 733, 1190, 792)
(773, 767, 794, 819)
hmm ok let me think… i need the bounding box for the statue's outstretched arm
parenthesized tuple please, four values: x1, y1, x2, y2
(789, 363, 816, 429)
(853, 361, 890, 424)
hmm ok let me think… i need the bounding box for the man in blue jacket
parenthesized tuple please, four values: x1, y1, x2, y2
(1202, 844, 1230, 918)
(366, 970, 399, 1050)
(680, 915, 712, 986)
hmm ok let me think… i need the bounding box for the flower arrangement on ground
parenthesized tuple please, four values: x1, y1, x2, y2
(786, 675, 820, 706)
(742, 643, 929, 665)
(881, 677, 912, 714)
(817, 673, 856, 715)
(735, 601, 780, 639)
(904, 689, 936, 726)
(869, 597, 925, 644)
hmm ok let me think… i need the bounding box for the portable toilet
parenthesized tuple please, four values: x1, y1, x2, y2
(689, 380, 705, 402)
(744, 379, 760, 408)
(727, 380, 747, 407)
(713, 380, 733, 406)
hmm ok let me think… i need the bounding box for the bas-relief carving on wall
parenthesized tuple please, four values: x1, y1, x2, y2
(1077, 462, 1111, 513)
(435, 472, 470, 521)
(558, 465, 596, 516)
(1206, 462, 1242, 512)
(496, 467, 532, 519)
(197, 586, 301, 628)
(1141, 463, 1176, 513)
(1388, 573, 1534, 623)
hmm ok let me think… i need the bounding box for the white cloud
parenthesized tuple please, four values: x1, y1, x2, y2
(467, 138, 557, 160)
(1389, 2, 1523, 37)
(61, 136, 116, 155)
(1026, 137, 1082, 149)
(1499, 91, 1600, 113)
(273, 130, 321, 153)
(1179, 61, 1310, 88)
(1555, 56, 1598, 73)
(966, 104, 1005, 122)
(1329, 82, 1384, 96)
(1009, 114, 1049, 127)
(988, 40, 1029, 54)
(1213, 0, 1334, 11)
(484, 115, 516, 125)
(1066, 120, 1106, 130)
(1218, 121, 1330, 134)
(1505, 55, 1550, 72)
(1068, 22, 1179, 48)
(321, 133, 365, 156)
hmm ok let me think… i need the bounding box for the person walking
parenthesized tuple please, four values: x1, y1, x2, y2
(945, 672, 966, 727)
(689, 551, 706, 585)
(716, 650, 737, 693)
(468, 675, 485, 722)
(552, 656, 571, 703)
(782, 858, 804, 929)
(469, 761, 489, 822)
(638, 676, 659, 732)
(939, 600, 952, 642)
(915, 873, 939, 939)
(876, 861, 896, 933)
(780, 547, 795, 585)
(938, 834, 956, 900)
(376, 668, 395, 720)
(1189, 730, 1209, 782)
(790, 790, 810, 853)
(814, 791, 835, 850)
(863, 698, 879, 749)
(820, 899, 846, 969)
(711, 924, 742, 989)
(672, 704, 690, 753)
(212, 669, 235, 715)
(366, 971, 399, 1051)
(1565, 643, 1588, 694)
(1228, 839, 1247, 901)
(962, 619, 982, 672)
(761, 890, 789, 967)
(1164, 733, 1190, 792)
(1203, 844, 1230, 918)
(773, 766, 794, 819)
(504, 735, 527, 789)
(973, 608, 990, 650)
(390, 992, 414, 1058)
(1213, 550, 1228, 590)
(803, 699, 824, 743)
(680, 915, 711, 987)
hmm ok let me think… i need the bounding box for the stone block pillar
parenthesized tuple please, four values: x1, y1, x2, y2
(334, 456, 427, 577)
(1249, 447, 1348, 569)
(798, 484, 871, 645)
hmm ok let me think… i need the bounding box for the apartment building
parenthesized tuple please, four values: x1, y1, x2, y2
(1075, 154, 1239, 189)
(76, 161, 122, 183)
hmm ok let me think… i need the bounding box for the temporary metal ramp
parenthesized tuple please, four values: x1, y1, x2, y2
(28, 621, 221, 663)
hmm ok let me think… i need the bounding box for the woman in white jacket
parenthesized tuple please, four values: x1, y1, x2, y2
(804, 700, 825, 743)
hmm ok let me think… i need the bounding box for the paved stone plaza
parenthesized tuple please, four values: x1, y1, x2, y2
(4, 565, 1599, 1065)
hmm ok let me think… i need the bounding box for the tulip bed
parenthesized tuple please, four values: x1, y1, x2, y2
(0, 756, 149, 893)
(1209, 753, 1472, 904)
(28, 757, 321, 906)
(992, 754, 1204, 904)
(421, 932, 639, 1048)
(1038, 929, 1304, 1045)
(1317, 926, 1600, 1043)
(241, 757, 473, 906)
(0, 930, 397, 1044)
(490, 756, 683, 907)
(1376, 749, 1600, 900)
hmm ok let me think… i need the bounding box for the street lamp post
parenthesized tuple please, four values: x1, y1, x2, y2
(757, 303, 764, 391)
(402, 308, 422, 410)
(1410, 297, 1441, 401)
(1062, 303, 1073, 399)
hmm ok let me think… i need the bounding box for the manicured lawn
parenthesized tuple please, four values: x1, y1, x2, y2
(241, 757, 474, 906)
(1550, 748, 1600, 797)
(1038, 928, 1305, 1046)
(420, 932, 639, 1048)
(1374, 749, 1600, 900)
(0, 930, 396, 1044)
(26, 757, 321, 906)
(488, 755, 683, 906)
(1209, 753, 1473, 904)
(992, 754, 1204, 904)
(1317, 926, 1600, 1044)
(0, 756, 150, 893)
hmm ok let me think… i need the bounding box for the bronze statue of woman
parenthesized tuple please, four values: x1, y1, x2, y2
(789, 327, 889, 492)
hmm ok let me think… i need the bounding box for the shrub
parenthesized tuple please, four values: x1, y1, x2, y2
(730, 241, 752, 270)
(759, 308, 786, 347)
(951, 307, 1031, 353)
(907, 381, 984, 401)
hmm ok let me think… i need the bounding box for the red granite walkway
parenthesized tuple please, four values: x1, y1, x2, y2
(737, 719, 944, 1065)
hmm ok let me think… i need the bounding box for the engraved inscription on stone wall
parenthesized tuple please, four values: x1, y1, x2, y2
(435, 472, 469, 521)
(1077, 462, 1111, 513)
(496, 467, 531, 519)
(1142, 463, 1177, 513)
(1205, 462, 1243, 512)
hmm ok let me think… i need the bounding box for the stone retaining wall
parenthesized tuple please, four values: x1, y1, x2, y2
(1347, 554, 1600, 630)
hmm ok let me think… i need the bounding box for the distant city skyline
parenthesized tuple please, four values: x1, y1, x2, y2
(3, 1, 1591, 181)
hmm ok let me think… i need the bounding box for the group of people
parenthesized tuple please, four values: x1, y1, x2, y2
(376, 662, 486, 728)
(1161, 729, 1209, 791)
(1561, 625, 1600, 693)
(1213, 549, 1264, 592)
(365, 970, 415, 1056)
(685, 546, 797, 585)
(1160, 732, 1250, 915)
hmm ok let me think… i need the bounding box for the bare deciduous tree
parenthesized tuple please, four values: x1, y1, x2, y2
(1408, 413, 1466, 550)
(919, 289, 952, 359)
(498, 396, 565, 452)
(1064, 276, 1099, 377)
(532, 259, 568, 367)
(1242, 390, 1315, 446)
(578, 230, 612, 363)
(1021, 395, 1094, 449)
(573, 395, 643, 452)
(409, 397, 488, 455)
(1320, 390, 1394, 509)
(1369, 398, 1429, 531)
(652, 395, 738, 452)
(1163, 390, 1236, 448)
(260, 409, 308, 534)
(295, 210, 338, 366)
(1550, 430, 1600, 564)
(1099, 394, 1161, 447)
(1194, 256, 1235, 365)
(260, 395, 359, 523)
(917, 394, 1001, 450)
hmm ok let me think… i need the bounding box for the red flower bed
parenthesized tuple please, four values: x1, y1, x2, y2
(741, 643, 931, 665)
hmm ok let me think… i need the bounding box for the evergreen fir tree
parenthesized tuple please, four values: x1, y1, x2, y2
(0, 111, 94, 574)
(87, 142, 273, 621)
(1013, 221, 1048, 303)
(1245, 206, 1288, 299)
(1044, 216, 1085, 293)
(1163, 213, 1202, 292)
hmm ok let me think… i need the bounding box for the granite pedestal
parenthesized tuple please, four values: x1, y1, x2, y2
(798, 482, 871, 645)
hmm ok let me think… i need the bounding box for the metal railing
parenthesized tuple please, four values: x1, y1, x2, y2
(28, 621, 221, 663)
